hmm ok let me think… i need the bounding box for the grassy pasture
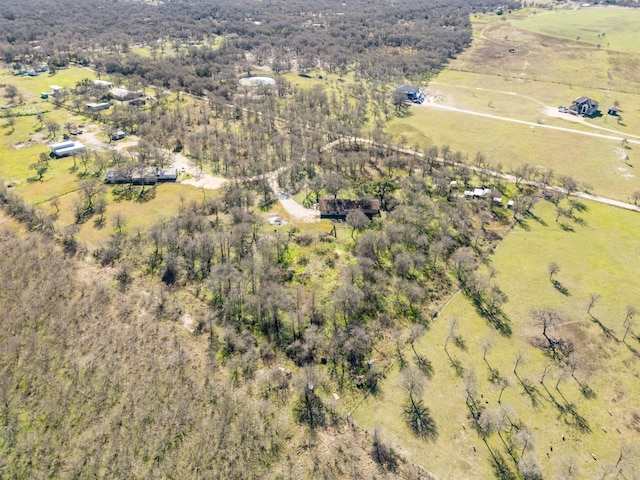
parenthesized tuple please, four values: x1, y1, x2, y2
(513, 7, 640, 52)
(1, 66, 95, 102)
(386, 8, 640, 202)
(53, 183, 209, 246)
(388, 106, 638, 201)
(353, 199, 640, 479)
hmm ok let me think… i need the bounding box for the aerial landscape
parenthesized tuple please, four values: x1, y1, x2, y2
(1, 0, 639, 478)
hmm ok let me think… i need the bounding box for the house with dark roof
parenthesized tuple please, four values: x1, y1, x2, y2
(569, 96, 598, 116)
(395, 84, 424, 103)
(319, 198, 380, 220)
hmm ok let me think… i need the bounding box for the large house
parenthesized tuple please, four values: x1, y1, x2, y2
(569, 96, 598, 116)
(319, 198, 380, 220)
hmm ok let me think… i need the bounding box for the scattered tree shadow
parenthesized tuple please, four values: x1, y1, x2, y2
(525, 211, 547, 226)
(571, 216, 588, 228)
(560, 402, 591, 433)
(579, 383, 596, 399)
(453, 335, 467, 351)
(413, 354, 434, 379)
(472, 298, 512, 337)
(403, 398, 438, 440)
(514, 218, 531, 231)
(588, 314, 618, 341)
(558, 222, 574, 232)
(518, 377, 541, 408)
(490, 452, 517, 480)
(551, 279, 571, 296)
(93, 215, 106, 229)
(112, 184, 157, 203)
(444, 346, 464, 377)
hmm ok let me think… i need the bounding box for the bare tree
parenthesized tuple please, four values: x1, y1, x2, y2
(587, 292, 601, 315)
(400, 367, 437, 439)
(623, 305, 637, 343)
(548, 262, 560, 281)
(346, 209, 369, 240)
(530, 307, 562, 357)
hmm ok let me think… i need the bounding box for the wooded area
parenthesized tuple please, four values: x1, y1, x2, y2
(3, 0, 639, 478)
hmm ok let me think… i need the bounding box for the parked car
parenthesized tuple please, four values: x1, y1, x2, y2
(558, 106, 567, 113)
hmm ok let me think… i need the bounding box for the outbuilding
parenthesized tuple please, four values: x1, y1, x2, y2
(50, 141, 86, 158)
(85, 102, 111, 112)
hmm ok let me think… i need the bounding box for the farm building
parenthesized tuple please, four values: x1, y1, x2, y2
(110, 87, 144, 101)
(319, 198, 380, 220)
(93, 79, 113, 88)
(395, 84, 424, 103)
(111, 131, 126, 141)
(85, 102, 111, 112)
(569, 96, 598, 116)
(50, 140, 86, 158)
(105, 167, 178, 185)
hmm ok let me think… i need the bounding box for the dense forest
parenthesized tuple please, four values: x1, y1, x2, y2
(0, 0, 519, 92)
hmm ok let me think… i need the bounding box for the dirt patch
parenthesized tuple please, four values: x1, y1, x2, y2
(625, 410, 640, 432)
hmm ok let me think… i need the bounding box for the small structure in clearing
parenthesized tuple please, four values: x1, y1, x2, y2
(50, 140, 86, 158)
(395, 84, 424, 103)
(110, 87, 144, 101)
(85, 102, 111, 112)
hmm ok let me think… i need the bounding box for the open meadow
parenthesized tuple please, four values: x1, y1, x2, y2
(352, 198, 640, 479)
(387, 6, 640, 202)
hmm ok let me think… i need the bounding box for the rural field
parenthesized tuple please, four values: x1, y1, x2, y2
(388, 6, 640, 202)
(353, 199, 640, 479)
(1, 2, 640, 479)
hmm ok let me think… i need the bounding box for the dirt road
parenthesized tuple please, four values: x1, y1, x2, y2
(418, 100, 640, 145)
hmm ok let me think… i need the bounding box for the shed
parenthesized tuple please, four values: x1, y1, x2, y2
(85, 102, 111, 112)
(94, 79, 113, 88)
(110, 87, 143, 101)
(111, 131, 126, 141)
(50, 140, 76, 152)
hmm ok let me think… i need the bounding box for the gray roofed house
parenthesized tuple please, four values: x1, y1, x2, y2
(569, 96, 598, 116)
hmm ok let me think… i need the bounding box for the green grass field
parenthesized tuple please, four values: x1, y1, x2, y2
(513, 7, 640, 52)
(386, 7, 640, 203)
(388, 106, 638, 201)
(353, 199, 640, 479)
